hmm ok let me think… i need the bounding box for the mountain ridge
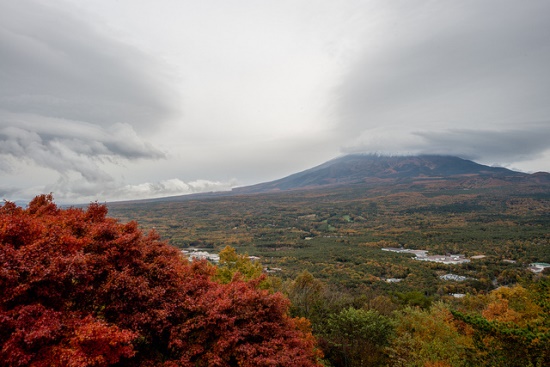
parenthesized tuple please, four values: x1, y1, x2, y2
(231, 154, 548, 194)
(111, 155, 550, 204)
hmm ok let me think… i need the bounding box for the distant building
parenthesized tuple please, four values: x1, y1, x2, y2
(440, 274, 468, 281)
(382, 247, 468, 264)
(451, 293, 466, 298)
(416, 254, 470, 265)
(528, 262, 550, 273)
(470, 255, 486, 260)
(382, 247, 428, 257)
(385, 278, 403, 283)
(409, 250, 429, 258)
(182, 249, 220, 263)
(382, 247, 407, 253)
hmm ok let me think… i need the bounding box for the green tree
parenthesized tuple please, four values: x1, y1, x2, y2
(286, 271, 325, 320)
(214, 245, 263, 283)
(388, 303, 473, 367)
(323, 307, 394, 367)
(393, 291, 433, 309)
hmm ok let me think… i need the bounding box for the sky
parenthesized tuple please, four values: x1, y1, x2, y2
(1, 0, 550, 204)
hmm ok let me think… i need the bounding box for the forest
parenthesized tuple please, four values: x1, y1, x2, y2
(108, 181, 550, 297)
(2, 182, 549, 366)
(106, 179, 550, 366)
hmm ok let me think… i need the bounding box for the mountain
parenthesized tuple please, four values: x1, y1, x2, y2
(120, 155, 549, 204)
(232, 154, 549, 194)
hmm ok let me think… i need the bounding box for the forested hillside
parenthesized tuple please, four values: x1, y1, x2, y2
(109, 175, 550, 297)
(2, 189, 549, 366)
(104, 162, 550, 366)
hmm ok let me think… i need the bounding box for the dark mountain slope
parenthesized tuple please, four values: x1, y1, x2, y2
(232, 155, 536, 194)
(114, 155, 549, 204)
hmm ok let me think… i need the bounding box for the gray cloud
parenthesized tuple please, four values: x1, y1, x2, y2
(44, 177, 236, 204)
(338, 0, 550, 164)
(2, 0, 549, 203)
(342, 122, 550, 167)
(0, 0, 178, 131)
(0, 111, 165, 181)
(1, 171, 236, 204)
(0, 0, 178, 183)
(415, 123, 550, 163)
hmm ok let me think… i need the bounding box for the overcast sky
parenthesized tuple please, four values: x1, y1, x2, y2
(2, 0, 550, 204)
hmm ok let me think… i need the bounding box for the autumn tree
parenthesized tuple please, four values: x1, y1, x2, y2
(452, 282, 550, 366)
(0, 195, 322, 367)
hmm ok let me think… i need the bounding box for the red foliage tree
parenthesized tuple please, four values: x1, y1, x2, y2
(0, 195, 321, 366)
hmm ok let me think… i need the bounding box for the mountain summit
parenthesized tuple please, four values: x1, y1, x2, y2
(234, 155, 547, 194)
(113, 155, 549, 204)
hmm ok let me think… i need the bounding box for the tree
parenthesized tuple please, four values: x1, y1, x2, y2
(285, 271, 325, 321)
(323, 307, 394, 367)
(393, 290, 433, 309)
(387, 303, 473, 367)
(452, 282, 550, 366)
(0, 195, 322, 366)
(214, 245, 263, 284)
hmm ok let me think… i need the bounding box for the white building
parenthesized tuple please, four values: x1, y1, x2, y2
(528, 262, 550, 273)
(182, 249, 220, 263)
(440, 273, 468, 281)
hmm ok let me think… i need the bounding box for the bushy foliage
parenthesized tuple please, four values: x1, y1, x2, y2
(388, 303, 473, 367)
(0, 195, 321, 367)
(323, 307, 394, 367)
(214, 245, 263, 284)
(452, 282, 550, 367)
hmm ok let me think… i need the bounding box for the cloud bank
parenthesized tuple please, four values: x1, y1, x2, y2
(337, 0, 550, 166)
(343, 122, 550, 165)
(43, 177, 236, 204)
(0, 0, 179, 199)
(0, 0, 177, 131)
